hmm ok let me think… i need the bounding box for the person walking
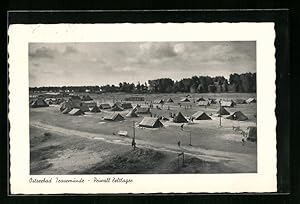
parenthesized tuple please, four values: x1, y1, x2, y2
(177, 140, 181, 147)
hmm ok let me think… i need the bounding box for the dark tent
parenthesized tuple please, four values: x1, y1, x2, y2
(81, 95, 93, 101)
(196, 97, 206, 102)
(30, 98, 49, 108)
(226, 111, 248, 121)
(246, 126, 257, 142)
(99, 103, 111, 109)
(113, 102, 122, 107)
(79, 103, 90, 112)
(173, 112, 188, 123)
(208, 98, 217, 104)
(83, 101, 97, 108)
(104, 113, 125, 121)
(121, 103, 133, 109)
(111, 105, 124, 111)
(90, 105, 101, 113)
(192, 111, 212, 120)
(216, 107, 230, 115)
(70, 95, 81, 100)
(139, 117, 164, 128)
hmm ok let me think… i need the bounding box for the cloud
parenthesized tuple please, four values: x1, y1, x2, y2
(139, 42, 178, 59)
(174, 43, 185, 54)
(29, 42, 256, 87)
(29, 47, 56, 59)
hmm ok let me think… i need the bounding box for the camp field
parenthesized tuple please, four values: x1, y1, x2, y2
(30, 92, 257, 175)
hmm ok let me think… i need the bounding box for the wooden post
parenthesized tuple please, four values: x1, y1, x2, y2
(219, 99, 222, 127)
(189, 131, 192, 146)
(133, 121, 135, 140)
(182, 152, 185, 166)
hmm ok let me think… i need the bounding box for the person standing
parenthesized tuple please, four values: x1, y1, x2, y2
(132, 138, 136, 150)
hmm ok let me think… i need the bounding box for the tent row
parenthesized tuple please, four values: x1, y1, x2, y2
(59, 101, 136, 113)
(153, 98, 174, 104)
(172, 107, 249, 123)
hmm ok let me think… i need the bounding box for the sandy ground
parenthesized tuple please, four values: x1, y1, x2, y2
(30, 92, 257, 174)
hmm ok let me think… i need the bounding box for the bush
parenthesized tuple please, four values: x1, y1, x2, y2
(44, 132, 52, 137)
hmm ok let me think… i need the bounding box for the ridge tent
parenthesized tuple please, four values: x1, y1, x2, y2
(154, 99, 164, 104)
(246, 126, 257, 141)
(121, 103, 133, 109)
(82, 101, 97, 108)
(180, 98, 190, 102)
(198, 101, 210, 106)
(81, 95, 93, 101)
(216, 107, 230, 115)
(126, 110, 138, 117)
(60, 101, 71, 111)
(135, 107, 151, 114)
(196, 97, 206, 102)
(30, 98, 49, 108)
(221, 100, 235, 107)
(79, 103, 90, 112)
(226, 111, 248, 121)
(111, 105, 124, 111)
(235, 99, 246, 104)
(113, 102, 122, 107)
(192, 111, 212, 120)
(68, 108, 85, 116)
(166, 98, 174, 103)
(246, 98, 256, 104)
(209, 99, 217, 104)
(104, 113, 125, 121)
(70, 95, 81, 100)
(139, 117, 164, 128)
(99, 103, 111, 109)
(90, 105, 101, 113)
(173, 112, 188, 123)
(62, 106, 72, 114)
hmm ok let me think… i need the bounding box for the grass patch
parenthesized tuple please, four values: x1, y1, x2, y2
(76, 148, 165, 174)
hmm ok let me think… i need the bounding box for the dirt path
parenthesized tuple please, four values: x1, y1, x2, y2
(30, 121, 256, 171)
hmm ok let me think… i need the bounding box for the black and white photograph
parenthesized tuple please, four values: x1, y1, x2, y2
(8, 23, 277, 194)
(29, 41, 257, 175)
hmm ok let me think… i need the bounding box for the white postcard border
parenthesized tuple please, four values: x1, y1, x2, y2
(8, 23, 277, 194)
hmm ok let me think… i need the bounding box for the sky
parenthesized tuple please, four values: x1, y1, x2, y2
(29, 41, 256, 87)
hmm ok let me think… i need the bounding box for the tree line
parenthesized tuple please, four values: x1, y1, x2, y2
(30, 72, 256, 93)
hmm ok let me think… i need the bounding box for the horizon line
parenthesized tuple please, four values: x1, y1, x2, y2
(29, 72, 256, 88)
